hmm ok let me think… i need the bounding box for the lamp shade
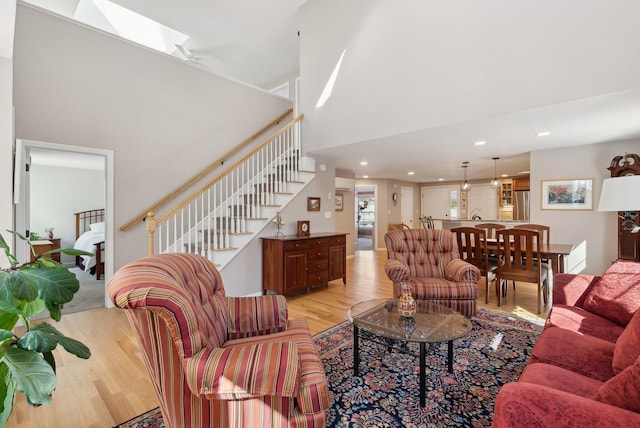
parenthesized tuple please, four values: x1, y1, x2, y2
(598, 175, 640, 212)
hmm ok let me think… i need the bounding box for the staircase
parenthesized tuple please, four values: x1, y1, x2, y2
(145, 115, 314, 269)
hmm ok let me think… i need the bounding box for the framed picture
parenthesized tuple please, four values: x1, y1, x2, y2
(307, 197, 321, 211)
(335, 193, 344, 211)
(541, 179, 593, 210)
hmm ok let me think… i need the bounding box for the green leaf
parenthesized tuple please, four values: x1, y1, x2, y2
(18, 330, 58, 353)
(0, 300, 23, 316)
(0, 363, 16, 426)
(55, 248, 94, 257)
(35, 258, 58, 268)
(0, 312, 19, 333)
(20, 267, 79, 305)
(0, 233, 18, 267)
(22, 298, 46, 319)
(42, 351, 56, 373)
(3, 271, 38, 302)
(44, 302, 62, 322)
(32, 323, 91, 359)
(0, 329, 14, 347)
(2, 347, 56, 406)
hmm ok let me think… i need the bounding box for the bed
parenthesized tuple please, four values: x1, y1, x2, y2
(73, 209, 105, 280)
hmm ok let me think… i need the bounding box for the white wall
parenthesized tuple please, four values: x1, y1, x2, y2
(0, 56, 12, 267)
(11, 5, 292, 292)
(298, 0, 640, 153)
(30, 164, 105, 265)
(531, 140, 639, 275)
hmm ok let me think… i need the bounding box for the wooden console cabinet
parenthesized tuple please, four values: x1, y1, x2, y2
(261, 232, 347, 294)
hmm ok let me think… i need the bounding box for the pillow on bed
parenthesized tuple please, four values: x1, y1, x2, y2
(89, 222, 105, 233)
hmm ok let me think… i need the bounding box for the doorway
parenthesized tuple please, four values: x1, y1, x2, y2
(355, 185, 376, 251)
(401, 186, 414, 228)
(14, 139, 114, 309)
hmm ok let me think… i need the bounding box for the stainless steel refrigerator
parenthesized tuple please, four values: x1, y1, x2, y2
(514, 190, 530, 221)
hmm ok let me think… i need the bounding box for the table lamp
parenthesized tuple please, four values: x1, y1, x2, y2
(598, 175, 640, 233)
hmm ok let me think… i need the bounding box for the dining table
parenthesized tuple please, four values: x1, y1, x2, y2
(483, 238, 575, 274)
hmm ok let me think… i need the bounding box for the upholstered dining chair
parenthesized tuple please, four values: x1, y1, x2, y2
(451, 227, 497, 304)
(495, 228, 550, 314)
(108, 253, 330, 428)
(384, 229, 481, 317)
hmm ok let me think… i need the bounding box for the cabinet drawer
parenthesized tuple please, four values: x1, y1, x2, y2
(285, 241, 309, 251)
(307, 271, 328, 286)
(328, 236, 345, 246)
(307, 247, 328, 260)
(308, 238, 329, 249)
(307, 259, 328, 273)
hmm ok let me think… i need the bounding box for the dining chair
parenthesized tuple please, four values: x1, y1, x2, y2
(514, 224, 550, 243)
(495, 228, 550, 314)
(420, 216, 435, 229)
(475, 223, 506, 239)
(451, 227, 496, 304)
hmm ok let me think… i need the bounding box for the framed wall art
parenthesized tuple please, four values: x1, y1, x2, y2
(335, 193, 344, 211)
(541, 179, 593, 210)
(307, 197, 321, 211)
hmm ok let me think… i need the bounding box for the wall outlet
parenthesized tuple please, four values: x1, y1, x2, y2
(324, 211, 332, 219)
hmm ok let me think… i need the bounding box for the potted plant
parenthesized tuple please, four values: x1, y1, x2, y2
(0, 231, 92, 427)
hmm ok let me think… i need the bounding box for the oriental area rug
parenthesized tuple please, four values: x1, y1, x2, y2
(114, 309, 542, 428)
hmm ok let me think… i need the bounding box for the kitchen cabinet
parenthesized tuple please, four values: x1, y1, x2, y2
(513, 178, 530, 191)
(500, 180, 513, 207)
(261, 233, 347, 294)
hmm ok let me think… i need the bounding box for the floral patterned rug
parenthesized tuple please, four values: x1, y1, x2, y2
(114, 309, 542, 428)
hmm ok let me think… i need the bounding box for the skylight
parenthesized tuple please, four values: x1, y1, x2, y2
(73, 0, 188, 55)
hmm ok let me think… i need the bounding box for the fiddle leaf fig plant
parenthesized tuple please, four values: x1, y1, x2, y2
(0, 231, 93, 427)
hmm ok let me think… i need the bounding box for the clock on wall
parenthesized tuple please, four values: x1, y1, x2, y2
(297, 220, 310, 236)
(392, 192, 399, 206)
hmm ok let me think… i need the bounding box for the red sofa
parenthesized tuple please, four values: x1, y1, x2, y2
(492, 259, 640, 427)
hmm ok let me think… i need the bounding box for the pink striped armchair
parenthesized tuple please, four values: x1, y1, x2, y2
(108, 253, 329, 427)
(384, 229, 481, 317)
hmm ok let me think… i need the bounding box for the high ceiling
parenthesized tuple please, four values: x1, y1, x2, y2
(21, 0, 640, 183)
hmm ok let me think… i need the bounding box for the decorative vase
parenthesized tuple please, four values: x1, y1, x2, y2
(398, 282, 416, 318)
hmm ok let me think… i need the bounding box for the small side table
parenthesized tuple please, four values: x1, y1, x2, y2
(30, 238, 61, 262)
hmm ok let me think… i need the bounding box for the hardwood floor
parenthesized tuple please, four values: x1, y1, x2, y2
(5, 250, 547, 427)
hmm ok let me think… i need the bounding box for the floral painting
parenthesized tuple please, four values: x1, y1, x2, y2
(541, 179, 593, 210)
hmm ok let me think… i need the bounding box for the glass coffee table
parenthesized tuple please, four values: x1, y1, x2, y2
(348, 298, 472, 407)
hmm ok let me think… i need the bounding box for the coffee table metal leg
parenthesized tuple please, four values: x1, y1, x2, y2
(420, 342, 426, 407)
(448, 340, 453, 373)
(353, 324, 360, 376)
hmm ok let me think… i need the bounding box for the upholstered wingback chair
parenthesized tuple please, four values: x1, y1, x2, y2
(108, 253, 329, 427)
(384, 229, 481, 317)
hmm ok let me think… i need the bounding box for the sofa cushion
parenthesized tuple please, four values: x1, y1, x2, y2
(530, 326, 615, 382)
(582, 260, 640, 327)
(612, 309, 640, 374)
(519, 362, 602, 398)
(594, 356, 640, 413)
(546, 304, 625, 343)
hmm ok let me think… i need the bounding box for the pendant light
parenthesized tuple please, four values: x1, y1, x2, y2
(462, 161, 471, 190)
(490, 157, 500, 189)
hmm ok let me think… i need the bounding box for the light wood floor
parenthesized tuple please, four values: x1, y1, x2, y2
(6, 250, 547, 428)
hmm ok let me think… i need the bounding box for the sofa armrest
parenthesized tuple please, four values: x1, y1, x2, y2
(384, 259, 410, 282)
(445, 259, 480, 283)
(226, 295, 288, 339)
(552, 273, 600, 307)
(493, 382, 640, 428)
(184, 341, 300, 400)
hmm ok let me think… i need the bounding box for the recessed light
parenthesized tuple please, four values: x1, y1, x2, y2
(536, 131, 551, 137)
(363, 175, 368, 178)
(474, 141, 486, 146)
(501, 174, 509, 178)
(408, 171, 415, 175)
(438, 178, 444, 181)
(360, 161, 368, 166)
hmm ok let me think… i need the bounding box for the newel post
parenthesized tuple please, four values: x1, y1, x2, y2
(146, 211, 156, 256)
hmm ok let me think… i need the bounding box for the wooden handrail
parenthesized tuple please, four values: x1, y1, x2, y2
(120, 108, 293, 231)
(153, 114, 304, 227)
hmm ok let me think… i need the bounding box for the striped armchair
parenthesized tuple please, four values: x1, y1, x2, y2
(109, 253, 329, 427)
(384, 229, 481, 317)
